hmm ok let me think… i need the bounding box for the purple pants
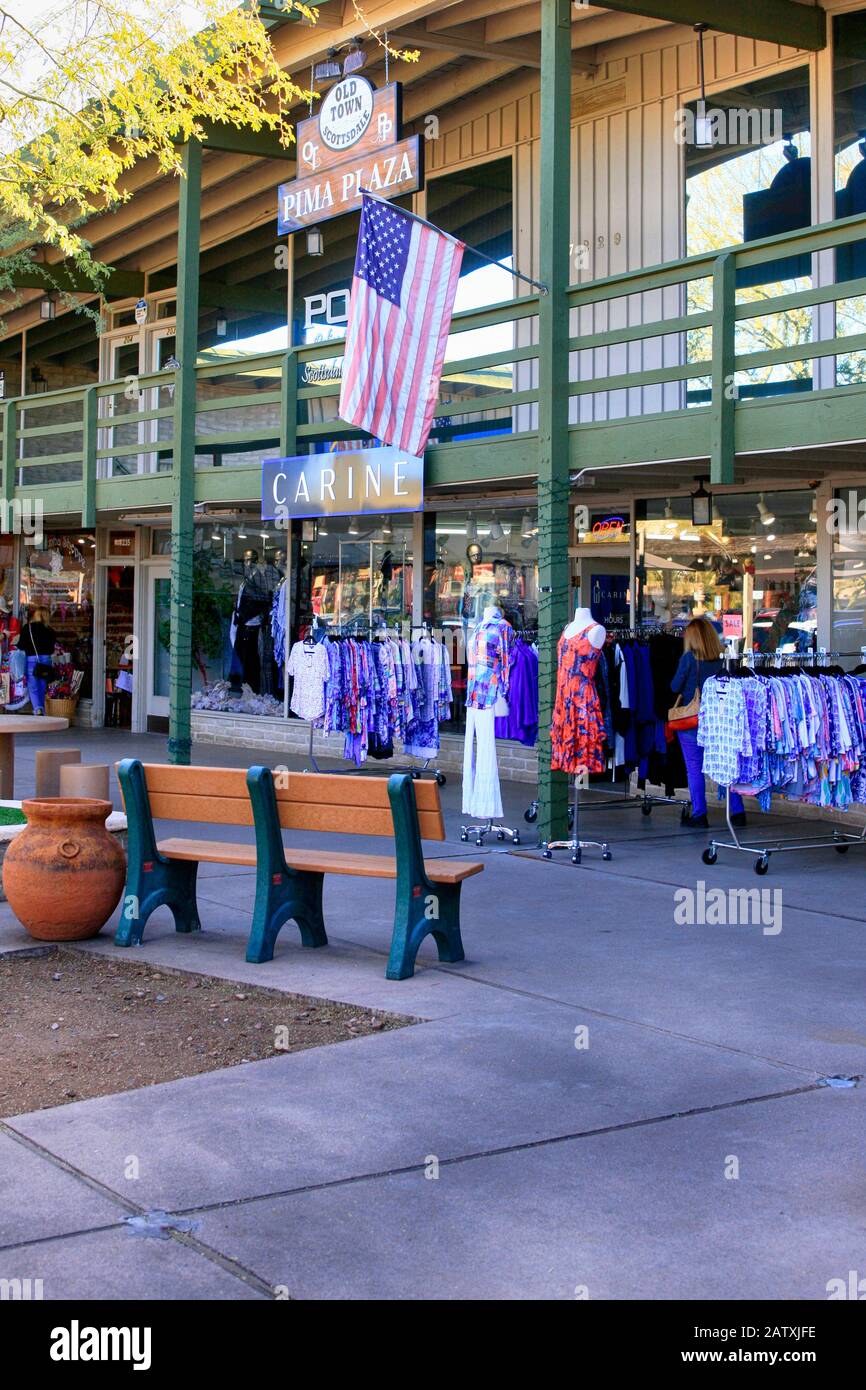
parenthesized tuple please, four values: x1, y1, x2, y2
(677, 727, 744, 818)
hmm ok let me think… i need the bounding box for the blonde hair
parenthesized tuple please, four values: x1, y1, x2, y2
(683, 616, 722, 661)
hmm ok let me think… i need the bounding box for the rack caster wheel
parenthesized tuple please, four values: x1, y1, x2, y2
(755, 855, 770, 876)
(496, 831, 505, 841)
(702, 847, 718, 866)
(542, 847, 552, 860)
(835, 843, 850, 854)
(513, 833, 521, 846)
(411, 769, 420, 780)
(641, 802, 653, 816)
(681, 806, 692, 824)
(602, 850, 612, 861)
(572, 853, 581, 865)
(435, 772, 447, 786)
(460, 831, 468, 843)
(524, 803, 538, 824)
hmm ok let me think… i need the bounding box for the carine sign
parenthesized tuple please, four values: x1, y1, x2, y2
(262, 448, 423, 521)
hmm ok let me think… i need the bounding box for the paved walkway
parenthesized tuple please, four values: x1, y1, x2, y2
(0, 728, 864, 1299)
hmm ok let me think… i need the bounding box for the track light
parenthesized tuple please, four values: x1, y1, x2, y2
(488, 512, 504, 542)
(348, 516, 360, 536)
(757, 495, 775, 527)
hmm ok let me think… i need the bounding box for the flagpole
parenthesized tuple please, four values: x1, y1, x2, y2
(359, 188, 550, 296)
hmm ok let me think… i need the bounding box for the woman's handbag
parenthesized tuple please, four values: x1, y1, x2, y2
(9, 648, 26, 681)
(28, 630, 53, 682)
(667, 688, 701, 734)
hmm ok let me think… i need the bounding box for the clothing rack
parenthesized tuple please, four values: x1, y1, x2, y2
(301, 623, 448, 784)
(700, 655, 866, 874)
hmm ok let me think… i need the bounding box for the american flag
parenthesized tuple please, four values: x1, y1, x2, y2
(338, 194, 464, 458)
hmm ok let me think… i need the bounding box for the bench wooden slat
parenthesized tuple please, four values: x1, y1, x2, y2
(134, 764, 446, 841)
(157, 837, 484, 885)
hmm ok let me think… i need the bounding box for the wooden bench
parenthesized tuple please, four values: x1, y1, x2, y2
(114, 759, 484, 980)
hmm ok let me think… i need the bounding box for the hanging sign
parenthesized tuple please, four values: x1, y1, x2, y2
(278, 137, 422, 233)
(278, 79, 421, 233)
(262, 447, 423, 520)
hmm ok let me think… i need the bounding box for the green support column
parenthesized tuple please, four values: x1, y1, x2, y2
(536, 0, 572, 847)
(710, 251, 735, 485)
(168, 138, 202, 764)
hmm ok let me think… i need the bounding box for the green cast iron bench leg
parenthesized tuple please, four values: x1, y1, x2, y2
(245, 766, 329, 963)
(115, 758, 202, 947)
(386, 773, 466, 981)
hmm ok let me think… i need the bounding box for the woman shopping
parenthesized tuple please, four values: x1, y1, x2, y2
(671, 616, 746, 829)
(17, 607, 57, 716)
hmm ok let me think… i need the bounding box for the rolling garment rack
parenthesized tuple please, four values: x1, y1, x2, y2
(301, 619, 448, 784)
(701, 648, 866, 875)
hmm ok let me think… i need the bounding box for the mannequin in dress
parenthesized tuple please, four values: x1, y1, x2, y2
(462, 603, 514, 822)
(563, 605, 605, 649)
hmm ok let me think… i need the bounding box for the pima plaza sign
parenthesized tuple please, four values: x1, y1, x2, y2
(277, 78, 423, 234)
(262, 448, 424, 521)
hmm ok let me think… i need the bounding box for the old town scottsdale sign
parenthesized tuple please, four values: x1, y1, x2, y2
(277, 76, 423, 233)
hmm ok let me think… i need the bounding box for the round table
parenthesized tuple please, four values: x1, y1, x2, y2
(0, 715, 69, 800)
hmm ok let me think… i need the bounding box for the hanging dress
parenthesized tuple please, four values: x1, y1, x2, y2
(550, 626, 606, 774)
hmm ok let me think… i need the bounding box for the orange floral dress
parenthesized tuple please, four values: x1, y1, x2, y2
(550, 628, 605, 774)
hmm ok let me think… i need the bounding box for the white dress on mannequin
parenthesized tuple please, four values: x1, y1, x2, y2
(462, 605, 513, 818)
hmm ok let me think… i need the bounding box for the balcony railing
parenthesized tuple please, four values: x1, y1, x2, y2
(4, 208, 866, 515)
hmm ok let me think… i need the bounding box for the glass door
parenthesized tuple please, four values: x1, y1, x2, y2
(145, 565, 171, 724)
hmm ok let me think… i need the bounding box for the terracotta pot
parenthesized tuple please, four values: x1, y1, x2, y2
(2, 798, 125, 941)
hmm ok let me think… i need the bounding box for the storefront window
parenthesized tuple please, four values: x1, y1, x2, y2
(833, 11, 866, 385)
(185, 522, 288, 715)
(685, 66, 813, 404)
(293, 514, 414, 637)
(19, 531, 96, 697)
(832, 486, 866, 660)
(424, 506, 538, 728)
(637, 490, 816, 653)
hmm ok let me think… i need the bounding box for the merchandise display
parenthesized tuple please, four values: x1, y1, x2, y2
(295, 630, 452, 767)
(463, 607, 514, 821)
(698, 665, 866, 812)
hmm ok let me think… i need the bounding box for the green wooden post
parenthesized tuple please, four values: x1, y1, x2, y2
(536, 0, 572, 847)
(1, 398, 16, 509)
(169, 138, 202, 765)
(710, 251, 736, 485)
(82, 385, 98, 528)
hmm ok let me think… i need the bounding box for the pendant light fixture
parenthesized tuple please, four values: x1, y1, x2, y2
(306, 228, 324, 257)
(691, 476, 713, 527)
(694, 24, 714, 148)
(343, 39, 367, 76)
(313, 50, 341, 84)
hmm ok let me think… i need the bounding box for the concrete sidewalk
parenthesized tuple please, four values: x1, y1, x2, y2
(0, 728, 864, 1299)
